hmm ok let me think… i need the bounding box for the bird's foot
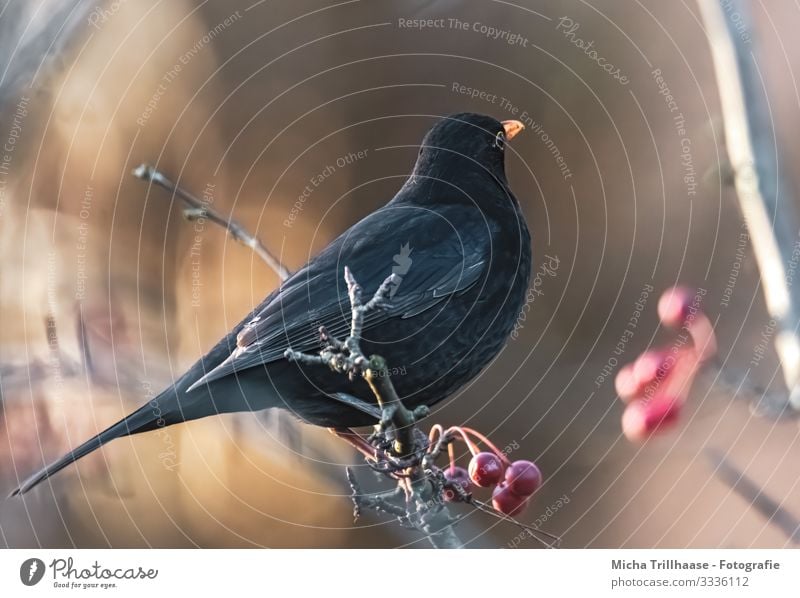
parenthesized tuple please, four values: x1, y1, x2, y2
(364, 425, 429, 476)
(328, 427, 423, 475)
(366, 454, 420, 476)
(328, 427, 377, 461)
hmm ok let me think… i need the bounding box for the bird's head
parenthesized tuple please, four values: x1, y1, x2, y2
(410, 113, 524, 187)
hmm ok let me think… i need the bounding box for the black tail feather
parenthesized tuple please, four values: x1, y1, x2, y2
(8, 388, 187, 497)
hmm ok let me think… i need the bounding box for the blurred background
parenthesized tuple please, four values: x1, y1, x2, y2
(1, 0, 799, 548)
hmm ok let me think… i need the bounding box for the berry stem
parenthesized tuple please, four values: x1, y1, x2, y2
(662, 348, 703, 406)
(462, 427, 512, 466)
(446, 426, 481, 454)
(427, 423, 444, 447)
(687, 312, 717, 363)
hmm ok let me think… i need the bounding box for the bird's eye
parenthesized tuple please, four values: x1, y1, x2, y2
(494, 131, 505, 150)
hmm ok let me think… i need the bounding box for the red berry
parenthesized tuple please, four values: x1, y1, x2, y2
(622, 396, 681, 442)
(658, 287, 695, 328)
(443, 466, 471, 502)
(492, 482, 529, 516)
(633, 350, 671, 387)
(505, 460, 542, 497)
(468, 452, 505, 487)
(615, 363, 642, 401)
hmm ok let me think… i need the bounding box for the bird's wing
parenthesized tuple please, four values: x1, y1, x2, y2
(186, 203, 493, 392)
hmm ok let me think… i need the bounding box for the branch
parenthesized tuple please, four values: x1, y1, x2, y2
(706, 448, 800, 544)
(285, 268, 464, 548)
(132, 163, 290, 281)
(131, 163, 296, 445)
(698, 1, 800, 410)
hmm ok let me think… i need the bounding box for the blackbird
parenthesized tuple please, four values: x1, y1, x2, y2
(11, 112, 532, 495)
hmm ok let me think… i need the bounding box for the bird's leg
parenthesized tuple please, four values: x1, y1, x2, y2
(328, 427, 418, 479)
(328, 427, 377, 461)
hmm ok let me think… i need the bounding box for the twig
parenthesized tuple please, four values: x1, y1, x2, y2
(698, 1, 800, 410)
(131, 163, 295, 445)
(467, 495, 561, 549)
(366, 356, 430, 458)
(285, 268, 464, 548)
(707, 361, 788, 417)
(132, 163, 290, 281)
(706, 448, 800, 544)
(345, 467, 408, 521)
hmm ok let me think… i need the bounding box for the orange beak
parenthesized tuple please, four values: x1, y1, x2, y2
(501, 120, 525, 140)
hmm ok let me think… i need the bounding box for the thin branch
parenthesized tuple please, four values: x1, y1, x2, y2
(707, 360, 787, 417)
(132, 163, 290, 281)
(346, 467, 408, 520)
(706, 448, 800, 544)
(131, 163, 295, 446)
(698, 1, 800, 410)
(467, 496, 561, 549)
(285, 268, 464, 548)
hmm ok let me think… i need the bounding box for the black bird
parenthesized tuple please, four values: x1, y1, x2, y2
(11, 113, 532, 495)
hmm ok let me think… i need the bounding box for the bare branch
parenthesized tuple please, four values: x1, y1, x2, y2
(132, 163, 290, 281)
(132, 163, 296, 446)
(285, 268, 463, 548)
(698, 1, 800, 410)
(706, 448, 800, 544)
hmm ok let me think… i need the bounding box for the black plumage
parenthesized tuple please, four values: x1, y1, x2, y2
(11, 112, 532, 495)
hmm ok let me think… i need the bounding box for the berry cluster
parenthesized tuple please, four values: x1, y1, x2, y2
(615, 286, 717, 442)
(430, 426, 542, 516)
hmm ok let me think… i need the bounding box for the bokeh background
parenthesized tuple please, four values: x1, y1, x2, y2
(1, 0, 800, 548)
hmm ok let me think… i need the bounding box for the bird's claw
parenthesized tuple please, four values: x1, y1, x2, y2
(367, 453, 420, 476)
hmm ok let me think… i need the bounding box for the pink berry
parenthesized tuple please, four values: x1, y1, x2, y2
(622, 396, 681, 442)
(492, 482, 529, 516)
(615, 363, 643, 402)
(468, 452, 505, 487)
(658, 287, 695, 328)
(633, 350, 671, 387)
(443, 466, 471, 502)
(504, 460, 542, 497)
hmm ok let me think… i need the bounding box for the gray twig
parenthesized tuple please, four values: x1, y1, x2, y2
(132, 163, 290, 281)
(286, 268, 464, 548)
(698, 1, 800, 410)
(706, 448, 800, 544)
(131, 163, 295, 445)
